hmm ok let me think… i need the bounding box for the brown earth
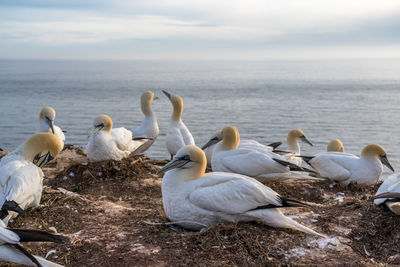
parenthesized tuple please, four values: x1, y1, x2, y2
(1, 147, 399, 267)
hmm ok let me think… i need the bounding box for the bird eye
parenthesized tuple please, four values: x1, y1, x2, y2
(179, 155, 191, 161)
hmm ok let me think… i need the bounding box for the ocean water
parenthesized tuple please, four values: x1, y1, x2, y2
(1, 59, 400, 178)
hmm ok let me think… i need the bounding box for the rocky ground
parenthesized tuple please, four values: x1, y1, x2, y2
(0, 146, 399, 267)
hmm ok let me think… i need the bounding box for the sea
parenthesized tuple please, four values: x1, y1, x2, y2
(1, 59, 399, 178)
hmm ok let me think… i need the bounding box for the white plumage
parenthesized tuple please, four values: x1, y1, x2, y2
(0, 133, 61, 224)
(373, 173, 400, 214)
(132, 91, 159, 154)
(0, 220, 65, 267)
(159, 145, 324, 236)
(204, 139, 280, 168)
(305, 144, 394, 185)
(205, 126, 315, 182)
(285, 129, 313, 166)
(163, 90, 195, 158)
(86, 115, 148, 162)
(165, 120, 195, 156)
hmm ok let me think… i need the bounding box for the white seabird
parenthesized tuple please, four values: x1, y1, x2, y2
(202, 126, 318, 182)
(372, 173, 400, 215)
(0, 219, 67, 267)
(0, 133, 62, 224)
(86, 114, 150, 162)
(158, 145, 325, 237)
(132, 91, 159, 154)
(301, 144, 394, 186)
(285, 129, 313, 165)
(162, 90, 195, 159)
(327, 139, 344, 152)
(37, 106, 65, 149)
(203, 136, 282, 168)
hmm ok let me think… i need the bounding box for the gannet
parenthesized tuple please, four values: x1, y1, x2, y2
(372, 173, 400, 215)
(301, 144, 394, 186)
(162, 90, 195, 159)
(203, 136, 282, 168)
(158, 145, 324, 236)
(285, 129, 313, 165)
(0, 133, 62, 223)
(86, 114, 149, 162)
(132, 91, 159, 155)
(0, 219, 67, 267)
(327, 139, 344, 152)
(37, 106, 65, 149)
(203, 126, 317, 182)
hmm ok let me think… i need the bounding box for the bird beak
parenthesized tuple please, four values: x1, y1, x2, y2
(88, 125, 103, 139)
(201, 136, 221, 150)
(33, 152, 54, 168)
(153, 96, 160, 101)
(380, 154, 395, 172)
(370, 192, 400, 201)
(300, 135, 313, 146)
(45, 117, 55, 134)
(157, 156, 191, 175)
(162, 90, 172, 100)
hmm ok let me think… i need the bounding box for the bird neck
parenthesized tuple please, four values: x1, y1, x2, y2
(287, 137, 300, 153)
(38, 120, 51, 132)
(141, 99, 154, 117)
(171, 102, 183, 121)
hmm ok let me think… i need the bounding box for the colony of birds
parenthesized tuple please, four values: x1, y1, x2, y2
(0, 90, 399, 266)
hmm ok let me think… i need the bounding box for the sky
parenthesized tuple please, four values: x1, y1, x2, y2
(1, 0, 400, 60)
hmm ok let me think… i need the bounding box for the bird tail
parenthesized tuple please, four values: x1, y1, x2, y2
(256, 209, 326, 237)
(370, 192, 400, 201)
(266, 141, 282, 150)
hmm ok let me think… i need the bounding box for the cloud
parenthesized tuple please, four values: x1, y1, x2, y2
(1, 0, 400, 59)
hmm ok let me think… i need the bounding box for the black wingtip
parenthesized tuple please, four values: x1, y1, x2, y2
(272, 149, 292, 154)
(133, 137, 152, 141)
(249, 196, 313, 211)
(298, 155, 314, 164)
(2, 200, 26, 216)
(273, 158, 301, 170)
(279, 197, 313, 208)
(267, 141, 282, 150)
(9, 228, 70, 244)
(0, 148, 3, 151)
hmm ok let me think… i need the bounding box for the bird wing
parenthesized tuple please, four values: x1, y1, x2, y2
(178, 122, 195, 146)
(239, 139, 273, 152)
(111, 127, 134, 152)
(220, 149, 287, 177)
(310, 154, 353, 181)
(374, 173, 400, 205)
(54, 125, 66, 145)
(0, 159, 28, 188)
(0, 226, 20, 245)
(188, 173, 282, 214)
(3, 164, 43, 210)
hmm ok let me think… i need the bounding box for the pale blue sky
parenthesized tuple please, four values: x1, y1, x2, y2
(1, 0, 400, 60)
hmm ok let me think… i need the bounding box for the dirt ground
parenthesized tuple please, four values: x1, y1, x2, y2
(1, 147, 399, 267)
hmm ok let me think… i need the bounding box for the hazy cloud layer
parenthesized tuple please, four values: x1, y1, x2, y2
(1, 0, 400, 59)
